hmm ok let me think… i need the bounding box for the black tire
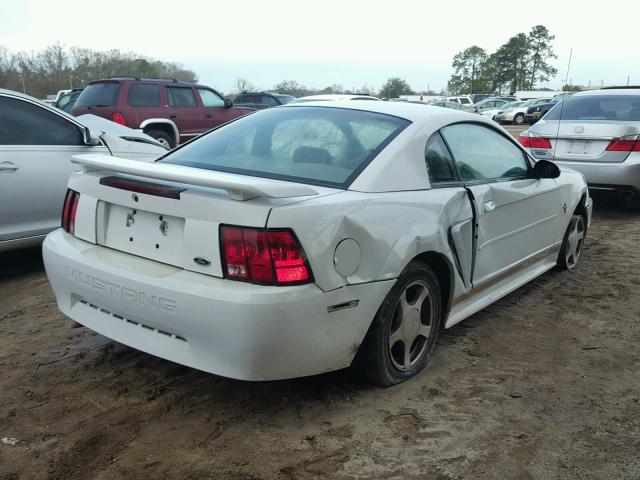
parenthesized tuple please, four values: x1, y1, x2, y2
(353, 261, 442, 386)
(513, 113, 525, 125)
(557, 214, 586, 270)
(146, 129, 175, 149)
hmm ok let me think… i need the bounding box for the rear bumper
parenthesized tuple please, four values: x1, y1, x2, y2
(554, 154, 640, 194)
(43, 230, 393, 381)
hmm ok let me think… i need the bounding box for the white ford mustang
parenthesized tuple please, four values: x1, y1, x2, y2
(43, 101, 592, 385)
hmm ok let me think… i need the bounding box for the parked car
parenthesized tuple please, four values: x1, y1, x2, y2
(525, 98, 561, 123)
(71, 77, 256, 148)
(478, 101, 521, 120)
(43, 101, 591, 386)
(55, 88, 83, 114)
(520, 87, 640, 201)
(473, 98, 512, 114)
(427, 99, 465, 110)
(494, 98, 551, 125)
(469, 93, 493, 104)
(294, 94, 381, 102)
(445, 96, 473, 106)
(0, 88, 168, 252)
(233, 92, 296, 109)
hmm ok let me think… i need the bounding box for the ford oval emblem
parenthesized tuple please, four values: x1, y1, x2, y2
(574, 126, 584, 134)
(193, 256, 211, 267)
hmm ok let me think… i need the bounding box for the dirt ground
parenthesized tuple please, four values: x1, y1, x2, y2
(2, 184, 640, 477)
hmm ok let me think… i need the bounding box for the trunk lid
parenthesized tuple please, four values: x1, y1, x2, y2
(68, 155, 338, 278)
(532, 121, 640, 163)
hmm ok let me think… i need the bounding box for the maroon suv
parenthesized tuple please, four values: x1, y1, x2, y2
(72, 77, 255, 148)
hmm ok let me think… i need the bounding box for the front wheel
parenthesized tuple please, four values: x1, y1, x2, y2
(354, 261, 442, 386)
(557, 214, 586, 270)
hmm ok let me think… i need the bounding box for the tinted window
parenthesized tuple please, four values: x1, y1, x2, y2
(167, 87, 197, 107)
(441, 123, 528, 182)
(198, 88, 225, 107)
(0, 96, 83, 145)
(274, 95, 295, 105)
(161, 107, 409, 188)
(459, 98, 471, 104)
(425, 133, 458, 184)
(260, 96, 279, 107)
(128, 84, 161, 107)
(544, 94, 640, 121)
(75, 82, 121, 107)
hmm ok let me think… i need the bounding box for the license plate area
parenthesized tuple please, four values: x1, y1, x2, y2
(567, 140, 591, 155)
(99, 202, 185, 266)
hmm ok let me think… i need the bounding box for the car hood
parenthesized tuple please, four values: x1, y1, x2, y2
(76, 114, 169, 160)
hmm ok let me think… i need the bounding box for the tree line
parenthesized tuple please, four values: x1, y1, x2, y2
(447, 25, 557, 95)
(0, 43, 198, 99)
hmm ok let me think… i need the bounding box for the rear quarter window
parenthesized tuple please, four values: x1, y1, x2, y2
(128, 84, 161, 107)
(75, 82, 121, 108)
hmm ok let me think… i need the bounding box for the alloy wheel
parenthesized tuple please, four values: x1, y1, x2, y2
(388, 280, 435, 371)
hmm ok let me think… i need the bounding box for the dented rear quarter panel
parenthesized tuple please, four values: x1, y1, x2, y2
(267, 189, 473, 299)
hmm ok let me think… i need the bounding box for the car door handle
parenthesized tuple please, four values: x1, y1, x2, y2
(484, 201, 496, 212)
(169, 114, 177, 119)
(204, 114, 212, 118)
(0, 162, 18, 172)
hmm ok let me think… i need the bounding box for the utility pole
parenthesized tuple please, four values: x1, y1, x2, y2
(21, 74, 26, 93)
(628, 76, 630, 86)
(563, 49, 573, 87)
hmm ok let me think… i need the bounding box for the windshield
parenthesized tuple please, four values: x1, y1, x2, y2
(544, 95, 640, 121)
(75, 82, 121, 107)
(161, 106, 410, 188)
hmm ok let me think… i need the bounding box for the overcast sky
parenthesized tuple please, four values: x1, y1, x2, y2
(1, 0, 638, 93)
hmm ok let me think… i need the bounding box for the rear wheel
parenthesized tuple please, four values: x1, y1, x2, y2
(354, 261, 442, 386)
(146, 129, 175, 149)
(558, 214, 586, 270)
(513, 113, 525, 125)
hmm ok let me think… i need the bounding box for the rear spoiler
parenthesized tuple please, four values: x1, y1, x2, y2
(72, 154, 319, 201)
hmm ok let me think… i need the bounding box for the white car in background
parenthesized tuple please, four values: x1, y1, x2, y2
(294, 94, 381, 102)
(479, 101, 522, 121)
(43, 102, 591, 386)
(0, 89, 168, 252)
(494, 98, 551, 125)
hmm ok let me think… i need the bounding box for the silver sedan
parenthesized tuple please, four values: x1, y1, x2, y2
(0, 89, 168, 252)
(520, 87, 640, 201)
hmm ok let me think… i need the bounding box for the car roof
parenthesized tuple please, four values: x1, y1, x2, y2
(295, 94, 381, 101)
(572, 88, 640, 97)
(282, 99, 491, 124)
(88, 77, 207, 88)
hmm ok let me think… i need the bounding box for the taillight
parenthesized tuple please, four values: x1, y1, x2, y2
(62, 189, 80, 234)
(519, 134, 552, 149)
(606, 136, 640, 152)
(111, 111, 127, 126)
(220, 226, 313, 285)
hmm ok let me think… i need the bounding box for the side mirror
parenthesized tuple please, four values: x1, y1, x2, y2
(532, 159, 560, 179)
(82, 127, 101, 146)
(224, 98, 233, 108)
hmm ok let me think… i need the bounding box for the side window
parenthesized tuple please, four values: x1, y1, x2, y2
(262, 96, 279, 107)
(198, 88, 225, 108)
(128, 84, 161, 107)
(167, 87, 197, 107)
(0, 96, 83, 146)
(441, 123, 529, 182)
(425, 132, 459, 184)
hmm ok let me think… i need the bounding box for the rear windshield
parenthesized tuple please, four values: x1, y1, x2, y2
(544, 95, 640, 121)
(75, 82, 121, 108)
(161, 106, 410, 188)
